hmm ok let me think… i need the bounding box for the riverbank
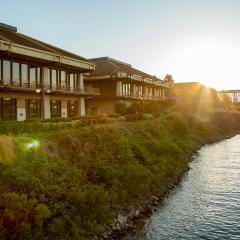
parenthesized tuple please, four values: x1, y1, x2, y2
(125, 134, 240, 239)
(0, 112, 240, 240)
(100, 113, 240, 240)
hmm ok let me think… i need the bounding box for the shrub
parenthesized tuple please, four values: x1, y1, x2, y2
(127, 102, 142, 114)
(117, 116, 126, 121)
(141, 113, 154, 120)
(115, 102, 127, 115)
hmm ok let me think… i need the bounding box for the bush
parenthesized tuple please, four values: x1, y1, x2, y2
(108, 114, 121, 118)
(141, 113, 154, 120)
(125, 114, 138, 122)
(115, 102, 127, 115)
(117, 116, 126, 121)
(127, 102, 142, 114)
(43, 117, 72, 123)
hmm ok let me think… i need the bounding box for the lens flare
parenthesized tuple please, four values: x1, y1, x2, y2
(26, 140, 40, 149)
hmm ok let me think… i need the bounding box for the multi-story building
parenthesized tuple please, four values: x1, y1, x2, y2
(0, 23, 99, 121)
(84, 57, 170, 115)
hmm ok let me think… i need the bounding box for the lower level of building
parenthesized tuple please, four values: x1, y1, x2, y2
(0, 92, 85, 121)
(86, 98, 165, 115)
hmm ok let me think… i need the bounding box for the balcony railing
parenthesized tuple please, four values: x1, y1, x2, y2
(45, 84, 100, 95)
(121, 93, 165, 101)
(0, 80, 42, 90)
(84, 87, 100, 95)
(0, 80, 100, 96)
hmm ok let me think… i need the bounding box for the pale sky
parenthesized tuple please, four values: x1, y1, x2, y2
(1, 0, 240, 90)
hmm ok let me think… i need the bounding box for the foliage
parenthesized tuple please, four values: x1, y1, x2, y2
(163, 74, 174, 85)
(115, 102, 128, 115)
(0, 112, 240, 239)
(126, 102, 142, 114)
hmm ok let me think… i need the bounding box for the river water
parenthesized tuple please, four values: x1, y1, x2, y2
(128, 135, 240, 240)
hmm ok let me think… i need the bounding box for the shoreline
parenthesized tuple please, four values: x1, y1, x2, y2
(98, 130, 240, 240)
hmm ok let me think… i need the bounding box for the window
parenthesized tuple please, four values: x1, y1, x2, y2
(60, 71, 66, 89)
(3, 60, 11, 85)
(30, 68, 36, 87)
(51, 69, 57, 89)
(69, 74, 74, 91)
(122, 83, 131, 96)
(37, 67, 41, 86)
(139, 86, 143, 96)
(1, 98, 17, 121)
(50, 100, 61, 118)
(26, 99, 42, 119)
(21, 64, 28, 86)
(12, 62, 20, 86)
(68, 100, 78, 117)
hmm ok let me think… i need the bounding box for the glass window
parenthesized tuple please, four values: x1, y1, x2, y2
(12, 62, 20, 86)
(21, 64, 28, 86)
(51, 69, 57, 89)
(139, 86, 143, 96)
(30, 68, 36, 86)
(26, 99, 42, 119)
(60, 71, 66, 89)
(2, 98, 17, 121)
(3, 60, 11, 85)
(69, 74, 74, 91)
(68, 100, 78, 117)
(37, 67, 41, 86)
(51, 100, 61, 118)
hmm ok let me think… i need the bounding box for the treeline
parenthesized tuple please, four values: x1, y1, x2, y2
(0, 112, 240, 239)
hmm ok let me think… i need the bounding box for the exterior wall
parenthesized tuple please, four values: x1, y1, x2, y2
(87, 100, 115, 115)
(87, 99, 133, 115)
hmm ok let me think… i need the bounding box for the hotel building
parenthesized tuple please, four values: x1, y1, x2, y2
(84, 57, 170, 115)
(0, 23, 99, 121)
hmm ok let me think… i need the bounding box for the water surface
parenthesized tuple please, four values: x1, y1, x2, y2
(128, 135, 240, 240)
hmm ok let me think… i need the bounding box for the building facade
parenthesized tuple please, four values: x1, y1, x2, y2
(84, 57, 170, 115)
(0, 23, 99, 121)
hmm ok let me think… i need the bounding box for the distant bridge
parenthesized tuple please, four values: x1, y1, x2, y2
(218, 90, 240, 103)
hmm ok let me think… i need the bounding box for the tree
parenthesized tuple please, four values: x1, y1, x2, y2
(164, 74, 174, 86)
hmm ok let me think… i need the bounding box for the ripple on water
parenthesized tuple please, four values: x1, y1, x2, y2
(128, 135, 240, 240)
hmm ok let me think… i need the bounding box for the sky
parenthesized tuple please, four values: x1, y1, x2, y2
(1, 0, 240, 90)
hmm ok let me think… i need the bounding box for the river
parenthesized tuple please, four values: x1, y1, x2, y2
(128, 135, 240, 240)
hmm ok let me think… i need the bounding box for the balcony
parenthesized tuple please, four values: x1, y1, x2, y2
(44, 84, 100, 96)
(121, 93, 166, 101)
(0, 80, 100, 96)
(0, 80, 42, 92)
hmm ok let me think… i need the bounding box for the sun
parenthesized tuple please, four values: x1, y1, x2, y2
(165, 36, 240, 90)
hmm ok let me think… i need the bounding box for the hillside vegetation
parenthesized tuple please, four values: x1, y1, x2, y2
(0, 112, 240, 239)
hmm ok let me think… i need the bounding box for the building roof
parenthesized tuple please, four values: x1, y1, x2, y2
(0, 23, 95, 71)
(89, 57, 163, 81)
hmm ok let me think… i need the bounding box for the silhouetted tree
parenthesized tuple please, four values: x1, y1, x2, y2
(164, 74, 174, 85)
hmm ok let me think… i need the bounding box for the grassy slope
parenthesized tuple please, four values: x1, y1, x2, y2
(0, 112, 239, 239)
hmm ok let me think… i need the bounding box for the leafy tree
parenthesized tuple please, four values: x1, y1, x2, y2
(163, 74, 174, 85)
